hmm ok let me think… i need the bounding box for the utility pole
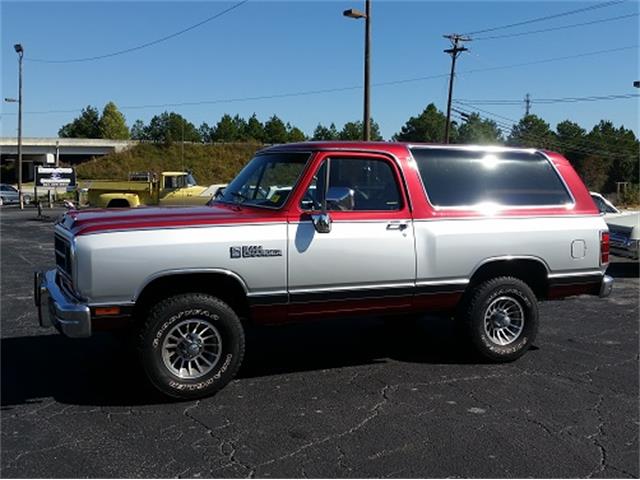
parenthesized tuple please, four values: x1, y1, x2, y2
(443, 34, 470, 144)
(525, 93, 531, 116)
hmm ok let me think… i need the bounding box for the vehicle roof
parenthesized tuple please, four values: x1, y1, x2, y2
(260, 141, 552, 156)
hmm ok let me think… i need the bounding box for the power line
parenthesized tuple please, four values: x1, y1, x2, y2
(4, 44, 637, 116)
(453, 104, 633, 159)
(463, 0, 625, 36)
(455, 93, 640, 105)
(25, 0, 249, 64)
(473, 12, 639, 40)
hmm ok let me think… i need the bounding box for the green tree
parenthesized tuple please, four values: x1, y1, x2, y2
(338, 119, 383, 141)
(145, 112, 201, 145)
(456, 113, 503, 145)
(98, 101, 130, 139)
(555, 120, 587, 173)
(58, 105, 101, 138)
(130, 119, 147, 140)
(198, 122, 213, 143)
(263, 115, 288, 144)
(507, 114, 555, 149)
(232, 115, 248, 141)
(211, 114, 239, 142)
(286, 123, 307, 142)
(580, 155, 610, 192)
(587, 121, 639, 191)
(393, 103, 450, 142)
(312, 123, 339, 140)
(244, 113, 264, 142)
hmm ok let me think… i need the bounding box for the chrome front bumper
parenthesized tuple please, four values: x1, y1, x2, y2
(34, 269, 91, 337)
(599, 274, 614, 298)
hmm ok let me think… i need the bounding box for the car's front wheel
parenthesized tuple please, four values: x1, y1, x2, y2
(139, 293, 245, 399)
(459, 276, 538, 362)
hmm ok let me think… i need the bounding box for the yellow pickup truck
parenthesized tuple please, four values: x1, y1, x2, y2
(85, 171, 224, 208)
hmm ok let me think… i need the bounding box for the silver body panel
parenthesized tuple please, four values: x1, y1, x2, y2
(413, 215, 607, 282)
(287, 220, 415, 291)
(60, 213, 609, 307)
(73, 223, 288, 305)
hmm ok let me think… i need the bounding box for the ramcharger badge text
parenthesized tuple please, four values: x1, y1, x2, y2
(230, 245, 282, 259)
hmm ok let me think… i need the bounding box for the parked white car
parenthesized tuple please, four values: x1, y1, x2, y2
(590, 192, 639, 260)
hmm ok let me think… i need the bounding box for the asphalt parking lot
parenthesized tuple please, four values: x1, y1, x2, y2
(1, 206, 638, 478)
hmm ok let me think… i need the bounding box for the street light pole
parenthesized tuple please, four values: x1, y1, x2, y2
(14, 44, 24, 209)
(344, 0, 371, 141)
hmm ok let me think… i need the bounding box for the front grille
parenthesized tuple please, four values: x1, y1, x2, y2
(54, 234, 72, 279)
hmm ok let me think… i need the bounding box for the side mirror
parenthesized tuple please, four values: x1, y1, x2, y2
(311, 212, 332, 234)
(326, 186, 355, 211)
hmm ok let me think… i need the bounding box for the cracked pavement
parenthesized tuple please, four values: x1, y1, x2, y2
(1, 206, 638, 478)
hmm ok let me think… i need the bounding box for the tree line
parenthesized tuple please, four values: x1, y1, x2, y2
(58, 101, 638, 193)
(58, 102, 383, 144)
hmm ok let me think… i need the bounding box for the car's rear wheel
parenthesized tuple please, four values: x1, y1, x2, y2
(138, 293, 245, 399)
(459, 276, 538, 362)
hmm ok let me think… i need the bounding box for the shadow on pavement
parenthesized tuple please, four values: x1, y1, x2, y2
(1, 315, 478, 408)
(608, 259, 639, 279)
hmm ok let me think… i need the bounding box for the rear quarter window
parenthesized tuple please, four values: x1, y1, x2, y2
(410, 148, 573, 208)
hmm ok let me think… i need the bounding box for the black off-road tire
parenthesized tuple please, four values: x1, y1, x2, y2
(459, 276, 538, 362)
(139, 293, 245, 399)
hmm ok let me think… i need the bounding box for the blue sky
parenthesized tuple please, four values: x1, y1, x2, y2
(1, 1, 638, 140)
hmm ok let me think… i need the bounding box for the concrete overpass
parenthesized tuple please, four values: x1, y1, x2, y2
(0, 137, 138, 183)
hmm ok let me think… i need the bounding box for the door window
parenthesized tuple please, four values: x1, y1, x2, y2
(301, 158, 402, 211)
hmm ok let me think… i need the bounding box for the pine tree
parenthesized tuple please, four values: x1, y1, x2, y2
(98, 102, 130, 139)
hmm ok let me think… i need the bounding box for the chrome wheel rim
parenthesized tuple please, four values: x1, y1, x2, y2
(161, 319, 222, 379)
(483, 296, 525, 346)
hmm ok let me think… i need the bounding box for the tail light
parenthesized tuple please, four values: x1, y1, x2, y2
(600, 230, 610, 265)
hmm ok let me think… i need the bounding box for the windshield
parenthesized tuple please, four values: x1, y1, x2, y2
(216, 152, 310, 208)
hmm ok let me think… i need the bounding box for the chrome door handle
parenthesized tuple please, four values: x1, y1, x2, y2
(386, 222, 408, 231)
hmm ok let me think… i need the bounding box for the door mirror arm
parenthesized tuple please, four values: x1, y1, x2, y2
(312, 159, 332, 233)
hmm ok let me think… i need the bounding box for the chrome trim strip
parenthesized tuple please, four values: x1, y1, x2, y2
(538, 150, 577, 206)
(407, 144, 540, 154)
(132, 268, 250, 302)
(413, 214, 600, 222)
(288, 281, 415, 295)
(547, 270, 604, 279)
(247, 290, 288, 297)
(88, 301, 136, 308)
(415, 278, 469, 287)
(290, 219, 413, 225)
(470, 255, 551, 278)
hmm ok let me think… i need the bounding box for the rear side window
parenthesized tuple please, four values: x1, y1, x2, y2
(411, 148, 573, 207)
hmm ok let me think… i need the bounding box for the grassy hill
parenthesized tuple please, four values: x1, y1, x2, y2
(76, 142, 264, 185)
